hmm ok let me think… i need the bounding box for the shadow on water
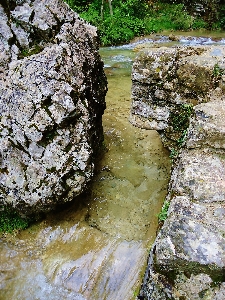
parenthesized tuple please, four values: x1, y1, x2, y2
(0, 35, 178, 300)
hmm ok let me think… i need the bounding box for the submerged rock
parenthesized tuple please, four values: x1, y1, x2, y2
(131, 46, 225, 298)
(0, 0, 107, 215)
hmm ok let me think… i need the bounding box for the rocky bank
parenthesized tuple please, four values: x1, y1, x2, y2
(131, 46, 225, 298)
(0, 0, 107, 215)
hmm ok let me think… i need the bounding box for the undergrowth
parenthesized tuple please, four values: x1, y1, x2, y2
(0, 206, 29, 233)
(64, 0, 211, 46)
(158, 200, 170, 222)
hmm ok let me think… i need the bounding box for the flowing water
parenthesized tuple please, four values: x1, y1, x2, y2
(1, 33, 225, 300)
(0, 41, 171, 300)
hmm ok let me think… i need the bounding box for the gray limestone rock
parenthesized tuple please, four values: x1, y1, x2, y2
(132, 45, 225, 299)
(141, 196, 225, 299)
(169, 149, 225, 202)
(0, 0, 107, 215)
(155, 196, 225, 274)
(130, 46, 225, 147)
(187, 95, 225, 149)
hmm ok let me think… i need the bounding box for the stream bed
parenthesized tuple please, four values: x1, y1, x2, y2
(1, 33, 225, 300)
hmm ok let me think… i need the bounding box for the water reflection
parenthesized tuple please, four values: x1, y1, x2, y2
(0, 39, 171, 299)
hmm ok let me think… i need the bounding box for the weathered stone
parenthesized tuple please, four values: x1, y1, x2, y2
(187, 96, 225, 149)
(0, 0, 107, 215)
(169, 149, 225, 202)
(155, 196, 225, 275)
(0, 6, 13, 73)
(132, 44, 225, 299)
(141, 195, 225, 299)
(130, 46, 225, 147)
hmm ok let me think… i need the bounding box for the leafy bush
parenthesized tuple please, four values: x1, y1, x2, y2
(0, 206, 29, 233)
(80, 1, 147, 45)
(64, 0, 90, 13)
(158, 200, 170, 222)
(192, 18, 207, 30)
(80, 5, 103, 28)
(144, 3, 194, 32)
(64, 0, 210, 46)
(101, 15, 145, 45)
(217, 5, 225, 30)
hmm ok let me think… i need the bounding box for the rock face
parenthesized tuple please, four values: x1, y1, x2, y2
(131, 46, 225, 298)
(131, 46, 225, 147)
(0, 0, 107, 215)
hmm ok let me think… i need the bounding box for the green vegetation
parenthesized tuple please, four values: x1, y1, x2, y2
(64, 0, 225, 46)
(168, 104, 193, 161)
(0, 206, 29, 233)
(170, 103, 193, 147)
(19, 44, 43, 58)
(169, 148, 178, 160)
(160, 0, 225, 30)
(158, 200, 170, 222)
(212, 63, 224, 87)
(170, 104, 193, 133)
(213, 63, 224, 78)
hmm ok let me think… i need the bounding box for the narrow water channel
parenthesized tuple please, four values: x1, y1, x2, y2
(0, 38, 180, 300)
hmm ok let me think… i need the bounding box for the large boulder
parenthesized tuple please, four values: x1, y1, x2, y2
(131, 46, 225, 299)
(0, 0, 107, 215)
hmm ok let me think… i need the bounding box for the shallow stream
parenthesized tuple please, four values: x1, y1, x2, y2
(1, 32, 225, 300)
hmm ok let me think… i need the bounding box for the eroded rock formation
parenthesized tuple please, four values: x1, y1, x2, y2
(0, 0, 107, 215)
(131, 46, 225, 298)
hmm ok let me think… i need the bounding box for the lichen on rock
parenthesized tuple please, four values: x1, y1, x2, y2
(131, 45, 225, 299)
(131, 46, 225, 147)
(0, 0, 107, 215)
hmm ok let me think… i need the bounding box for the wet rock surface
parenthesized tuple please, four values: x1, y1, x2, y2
(0, 0, 107, 214)
(131, 46, 225, 298)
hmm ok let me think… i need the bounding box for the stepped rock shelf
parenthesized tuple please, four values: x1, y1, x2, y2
(0, 0, 107, 214)
(130, 46, 225, 299)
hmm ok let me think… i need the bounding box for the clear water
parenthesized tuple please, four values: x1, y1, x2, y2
(4, 30, 225, 298)
(0, 35, 176, 300)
